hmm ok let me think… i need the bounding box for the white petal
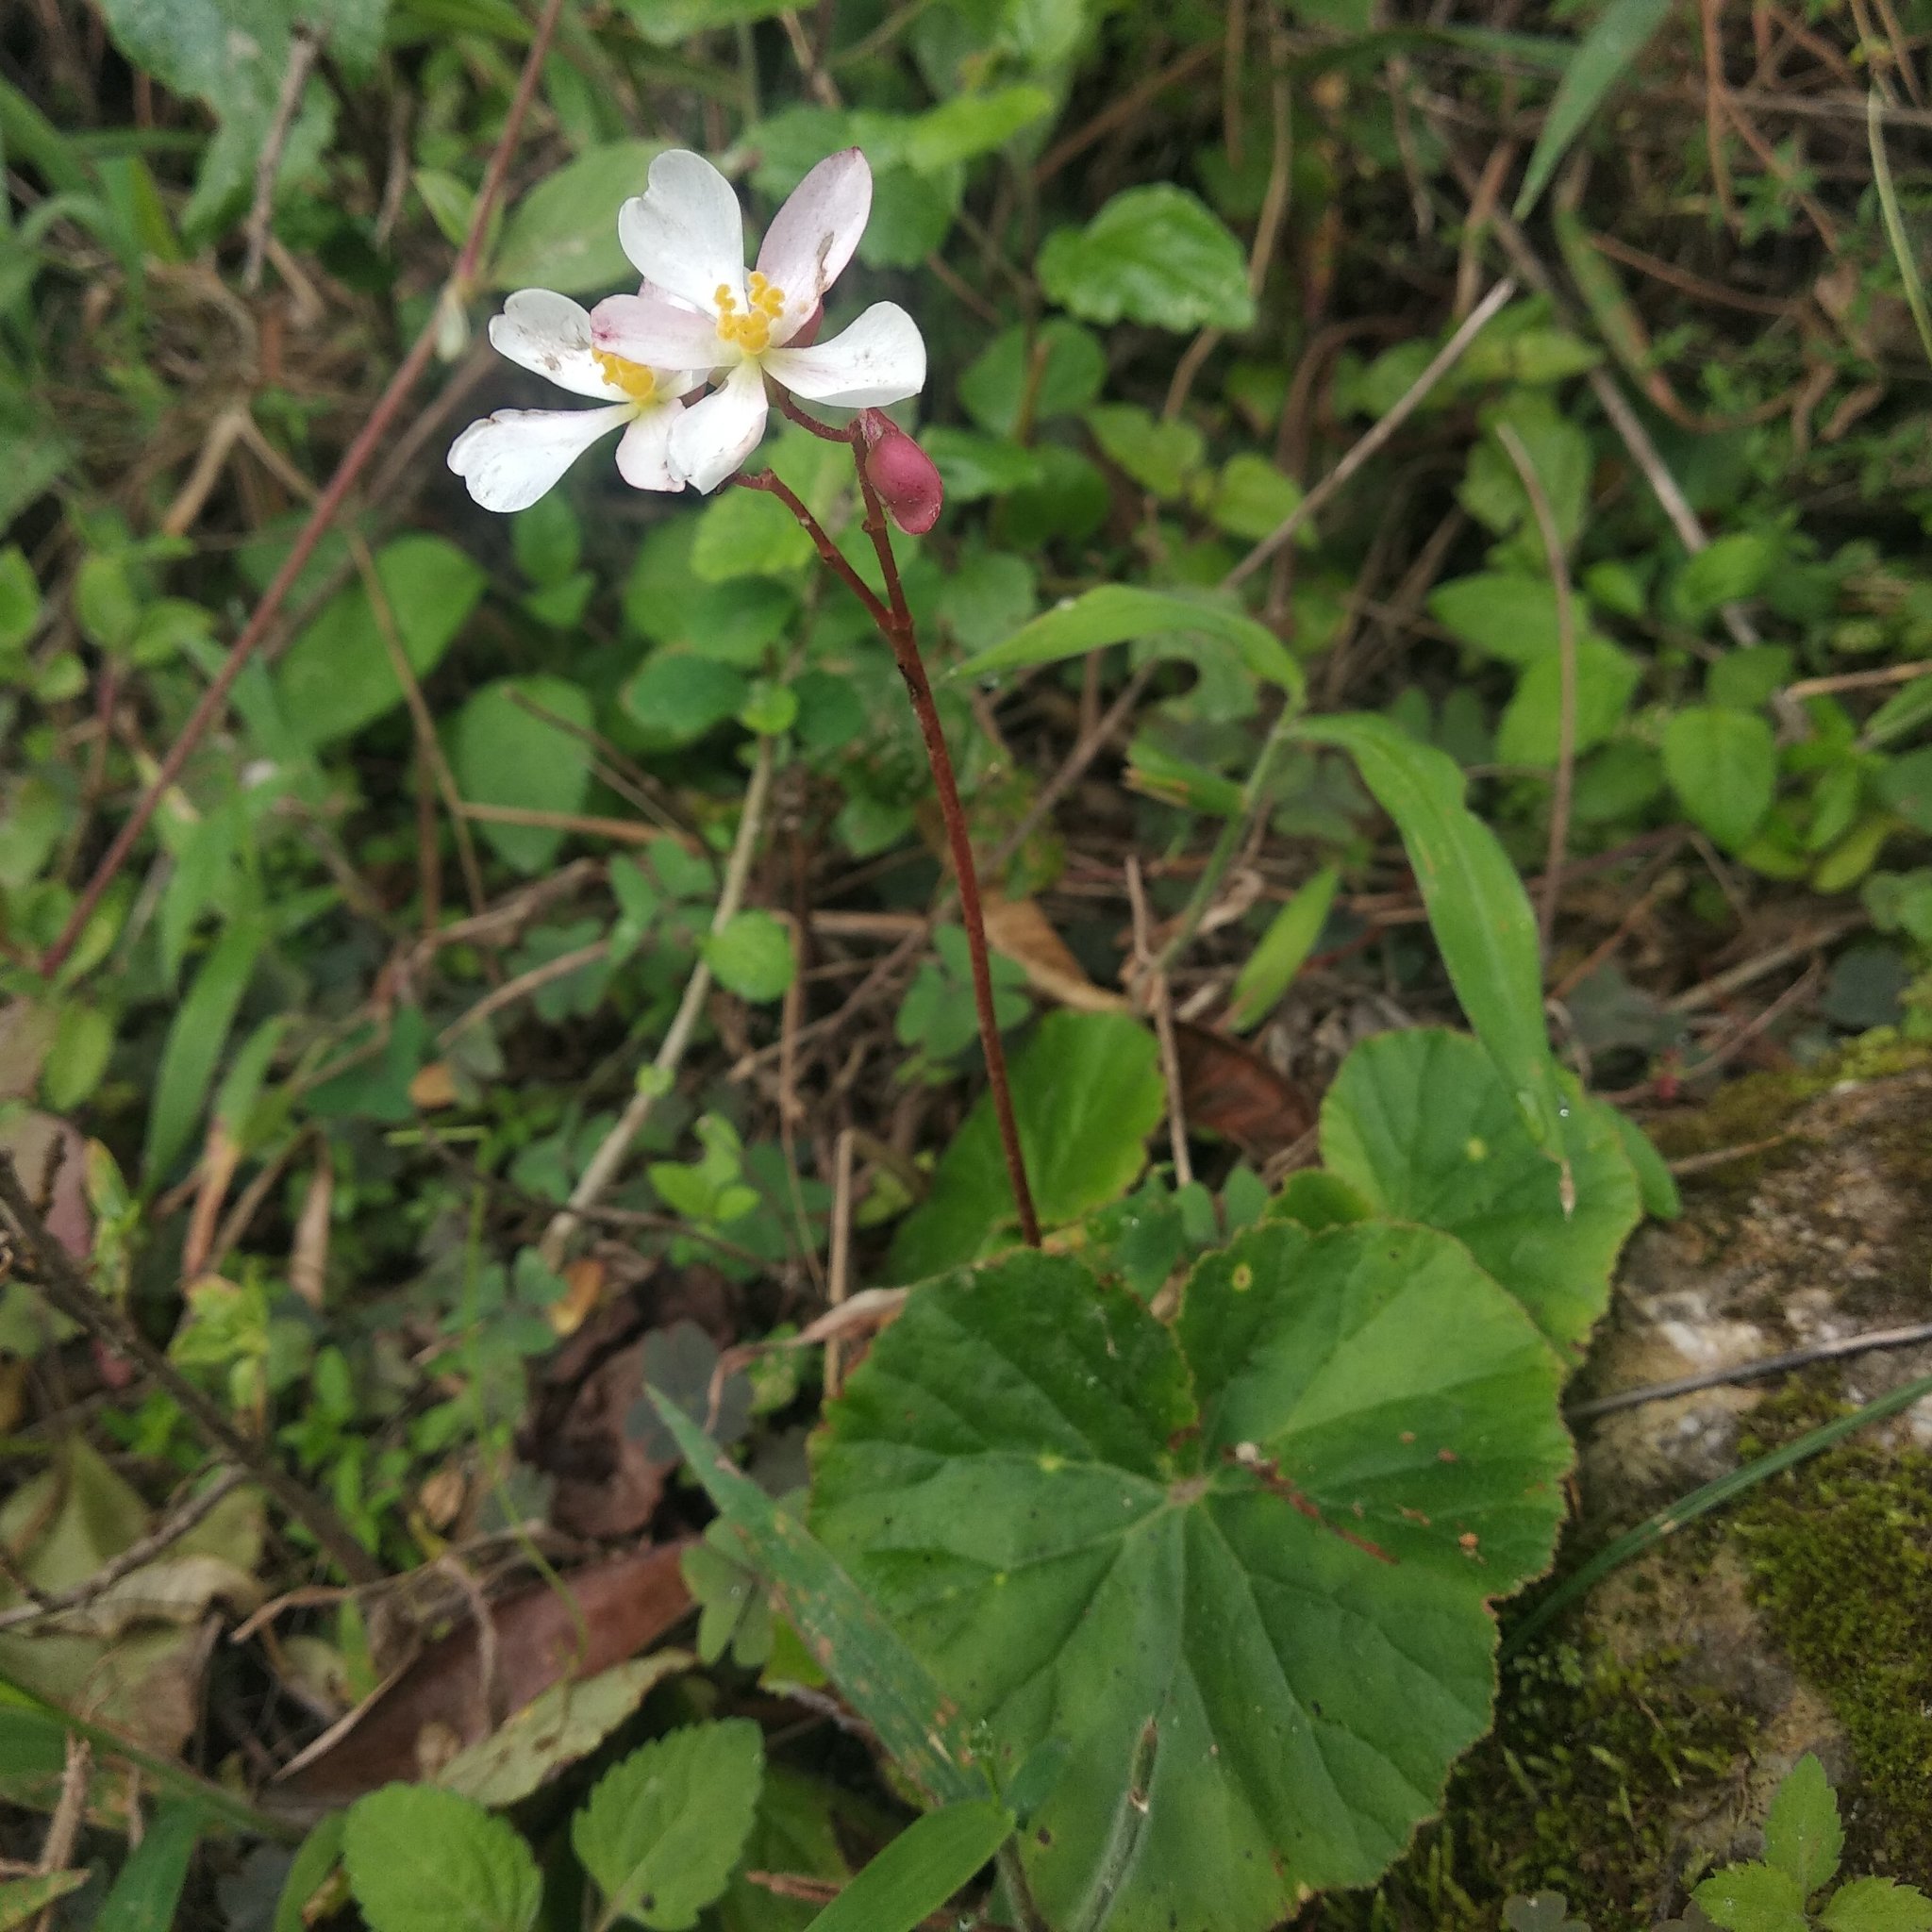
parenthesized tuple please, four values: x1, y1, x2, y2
(669, 360, 770, 494)
(617, 150, 744, 316)
(447, 405, 633, 512)
(488, 289, 624, 399)
(590, 291, 724, 372)
(756, 147, 871, 346)
(765, 303, 926, 408)
(614, 403, 686, 492)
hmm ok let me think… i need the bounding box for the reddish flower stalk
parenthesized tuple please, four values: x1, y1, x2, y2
(738, 398, 1040, 1248)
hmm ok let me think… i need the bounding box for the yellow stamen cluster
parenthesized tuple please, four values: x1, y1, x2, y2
(714, 273, 786, 354)
(591, 350, 659, 406)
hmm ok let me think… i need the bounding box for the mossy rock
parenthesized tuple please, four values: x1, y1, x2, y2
(1307, 1038, 1932, 1927)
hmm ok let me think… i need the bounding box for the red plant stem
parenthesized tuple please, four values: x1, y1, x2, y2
(735, 437, 1041, 1247)
(38, 0, 570, 980)
(850, 469, 1040, 1246)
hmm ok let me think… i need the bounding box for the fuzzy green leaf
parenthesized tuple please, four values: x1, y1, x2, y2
(1038, 186, 1255, 332)
(1319, 1027, 1641, 1357)
(1822, 1877, 1932, 1932)
(573, 1720, 764, 1931)
(343, 1785, 541, 1932)
(813, 1228, 1572, 1932)
(1694, 1862, 1810, 1932)
(1763, 1753, 1842, 1898)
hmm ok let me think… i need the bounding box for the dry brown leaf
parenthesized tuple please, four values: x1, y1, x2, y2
(548, 1256, 605, 1339)
(983, 894, 1126, 1013)
(408, 1060, 459, 1109)
(1173, 1021, 1316, 1158)
(289, 1151, 333, 1311)
(272, 1543, 693, 1814)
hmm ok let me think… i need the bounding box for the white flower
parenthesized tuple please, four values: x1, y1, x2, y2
(589, 148, 925, 494)
(448, 289, 695, 512)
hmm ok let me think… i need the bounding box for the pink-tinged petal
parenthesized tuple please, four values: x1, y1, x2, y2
(614, 403, 686, 492)
(669, 359, 770, 493)
(616, 150, 745, 315)
(488, 289, 623, 399)
(590, 291, 724, 373)
(764, 302, 925, 408)
(756, 148, 871, 346)
(447, 405, 633, 512)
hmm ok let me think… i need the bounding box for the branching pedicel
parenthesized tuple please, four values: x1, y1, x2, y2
(451, 147, 1041, 1247)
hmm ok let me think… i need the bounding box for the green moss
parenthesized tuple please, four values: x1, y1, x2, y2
(1732, 1395, 1932, 1876)
(1646, 1031, 1930, 1201)
(1306, 1640, 1751, 1932)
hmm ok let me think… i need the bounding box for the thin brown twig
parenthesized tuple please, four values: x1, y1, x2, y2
(1496, 425, 1578, 959)
(1567, 1318, 1932, 1421)
(1790, 657, 1932, 700)
(1224, 277, 1518, 587)
(38, 0, 570, 980)
(243, 25, 320, 292)
(1666, 1131, 1796, 1176)
(0, 1157, 381, 1585)
(1034, 39, 1222, 183)
(1583, 231, 1796, 316)
(537, 738, 777, 1270)
(825, 1128, 857, 1401)
(1698, 0, 1740, 228)
(0, 1469, 249, 1634)
(436, 941, 610, 1049)
(1666, 916, 1862, 1013)
(346, 531, 491, 921)
(455, 801, 676, 847)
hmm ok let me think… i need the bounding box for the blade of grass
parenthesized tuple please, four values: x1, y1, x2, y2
(800, 1798, 1014, 1932)
(1513, 0, 1674, 221)
(647, 1388, 990, 1807)
(1505, 1366, 1932, 1657)
(1867, 87, 1932, 366)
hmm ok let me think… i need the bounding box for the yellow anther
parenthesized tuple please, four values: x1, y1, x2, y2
(714, 283, 737, 312)
(715, 306, 774, 354)
(591, 349, 659, 406)
(746, 272, 788, 318)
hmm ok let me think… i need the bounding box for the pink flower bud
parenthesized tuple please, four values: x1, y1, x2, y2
(857, 408, 943, 536)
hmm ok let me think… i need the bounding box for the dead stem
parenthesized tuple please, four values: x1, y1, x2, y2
(0, 1155, 382, 1586)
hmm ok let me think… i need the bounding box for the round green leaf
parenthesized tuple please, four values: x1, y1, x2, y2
(704, 909, 796, 1003)
(277, 536, 486, 749)
(1662, 705, 1777, 853)
(621, 652, 751, 748)
(490, 141, 663, 293)
(812, 1226, 1572, 1931)
(888, 1010, 1165, 1282)
(958, 321, 1107, 437)
(1318, 1028, 1641, 1357)
(1495, 640, 1642, 768)
(452, 675, 594, 875)
(1038, 186, 1255, 333)
(342, 1785, 541, 1932)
